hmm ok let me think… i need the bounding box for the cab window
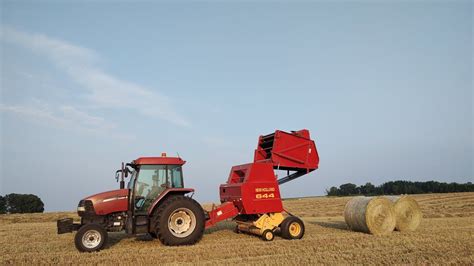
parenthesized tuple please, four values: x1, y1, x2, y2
(134, 165, 168, 213)
(169, 165, 183, 188)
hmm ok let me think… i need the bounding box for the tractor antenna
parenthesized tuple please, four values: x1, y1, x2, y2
(177, 152, 180, 158)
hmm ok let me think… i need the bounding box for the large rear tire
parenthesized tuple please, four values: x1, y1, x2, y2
(280, 216, 305, 240)
(74, 223, 108, 252)
(152, 195, 205, 246)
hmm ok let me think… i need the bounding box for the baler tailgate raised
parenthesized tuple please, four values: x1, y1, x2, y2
(254, 129, 319, 171)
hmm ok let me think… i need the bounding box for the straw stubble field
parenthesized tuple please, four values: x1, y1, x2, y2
(0, 192, 473, 264)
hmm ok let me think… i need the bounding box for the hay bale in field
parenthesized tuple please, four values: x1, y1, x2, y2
(344, 196, 396, 235)
(385, 195, 422, 232)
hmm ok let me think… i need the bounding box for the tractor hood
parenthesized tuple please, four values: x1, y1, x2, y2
(81, 189, 129, 216)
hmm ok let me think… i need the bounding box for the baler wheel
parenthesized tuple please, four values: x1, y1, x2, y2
(280, 216, 305, 240)
(152, 195, 205, 246)
(262, 230, 274, 241)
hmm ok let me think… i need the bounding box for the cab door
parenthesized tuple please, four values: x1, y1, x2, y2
(131, 165, 169, 234)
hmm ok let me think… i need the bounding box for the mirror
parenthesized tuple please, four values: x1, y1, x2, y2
(115, 170, 121, 182)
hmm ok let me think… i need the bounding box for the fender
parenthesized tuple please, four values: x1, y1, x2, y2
(147, 188, 194, 215)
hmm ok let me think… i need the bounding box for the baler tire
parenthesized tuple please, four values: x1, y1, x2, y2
(74, 223, 108, 252)
(262, 230, 274, 241)
(152, 195, 205, 246)
(149, 232, 157, 239)
(280, 216, 305, 240)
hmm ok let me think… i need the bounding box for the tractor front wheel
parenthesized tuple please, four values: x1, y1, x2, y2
(74, 223, 108, 252)
(152, 196, 205, 246)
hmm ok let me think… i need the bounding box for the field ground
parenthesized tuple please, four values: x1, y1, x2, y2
(1, 192, 473, 264)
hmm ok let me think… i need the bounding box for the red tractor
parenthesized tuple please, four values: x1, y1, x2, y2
(57, 129, 319, 252)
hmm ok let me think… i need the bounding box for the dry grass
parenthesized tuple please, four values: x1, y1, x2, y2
(1, 192, 473, 265)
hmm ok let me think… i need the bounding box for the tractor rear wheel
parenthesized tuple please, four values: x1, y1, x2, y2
(74, 223, 108, 252)
(280, 216, 305, 240)
(152, 195, 205, 246)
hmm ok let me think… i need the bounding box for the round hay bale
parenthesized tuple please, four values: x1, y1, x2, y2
(385, 195, 422, 232)
(344, 196, 396, 235)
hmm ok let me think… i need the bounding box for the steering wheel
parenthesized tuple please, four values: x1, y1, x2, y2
(134, 195, 146, 209)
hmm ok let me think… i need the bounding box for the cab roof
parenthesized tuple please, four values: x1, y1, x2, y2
(133, 156, 186, 166)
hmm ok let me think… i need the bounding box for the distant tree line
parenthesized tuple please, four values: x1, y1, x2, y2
(326, 180, 474, 196)
(0, 194, 44, 214)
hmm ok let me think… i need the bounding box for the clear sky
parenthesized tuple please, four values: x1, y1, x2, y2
(0, 1, 472, 211)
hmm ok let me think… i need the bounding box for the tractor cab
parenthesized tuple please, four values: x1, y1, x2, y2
(118, 155, 197, 236)
(125, 155, 186, 214)
(127, 164, 183, 213)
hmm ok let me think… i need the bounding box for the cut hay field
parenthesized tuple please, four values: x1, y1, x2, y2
(1, 192, 473, 265)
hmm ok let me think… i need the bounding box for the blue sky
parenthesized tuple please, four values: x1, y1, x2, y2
(1, 1, 472, 211)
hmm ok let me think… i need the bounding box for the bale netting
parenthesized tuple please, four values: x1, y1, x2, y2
(344, 196, 396, 235)
(385, 195, 422, 232)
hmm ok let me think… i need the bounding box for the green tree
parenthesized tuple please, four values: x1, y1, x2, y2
(326, 187, 339, 196)
(5, 194, 44, 213)
(0, 196, 6, 214)
(360, 182, 376, 195)
(339, 183, 358, 196)
(326, 180, 474, 197)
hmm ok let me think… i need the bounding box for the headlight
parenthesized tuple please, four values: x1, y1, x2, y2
(77, 200, 95, 215)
